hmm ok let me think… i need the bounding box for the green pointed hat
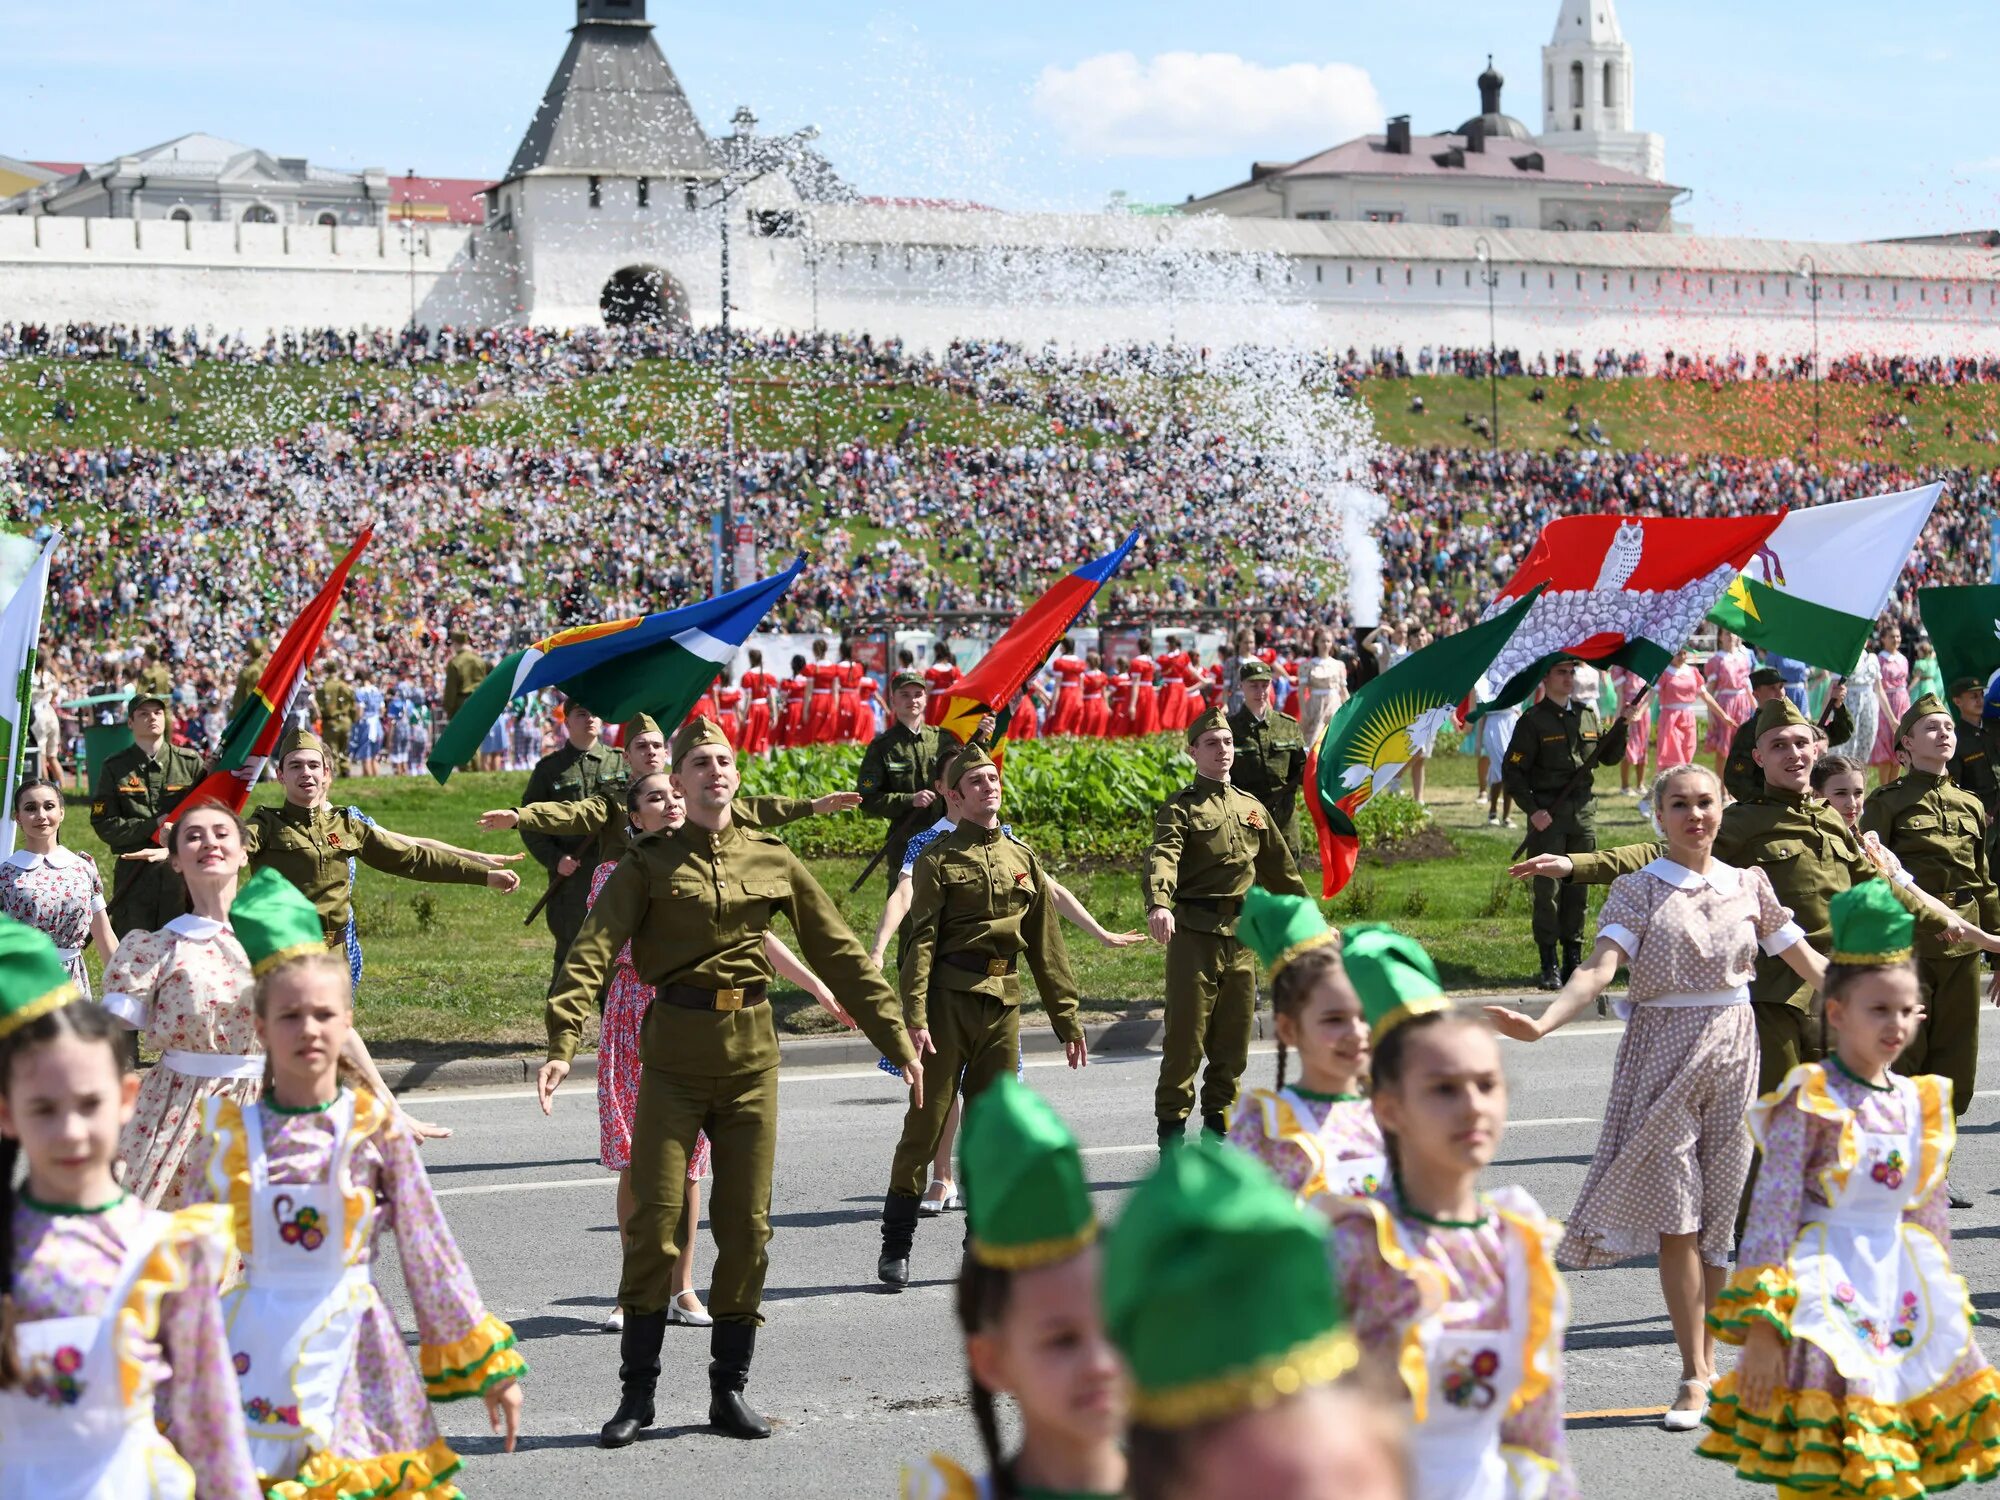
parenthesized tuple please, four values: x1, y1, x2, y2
(230, 867, 331, 977)
(0, 914, 81, 1041)
(1897, 692, 1951, 745)
(1239, 885, 1339, 981)
(1103, 1134, 1355, 1429)
(959, 1076, 1096, 1269)
(1829, 879, 1914, 967)
(1340, 923, 1450, 1040)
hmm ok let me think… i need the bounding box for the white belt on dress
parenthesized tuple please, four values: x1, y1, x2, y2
(1614, 984, 1749, 1022)
(160, 1049, 263, 1080)
(1660, 702, 1697, 713)
(55, 945, 82, 964)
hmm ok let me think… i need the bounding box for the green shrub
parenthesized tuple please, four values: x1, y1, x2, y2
(1401, 888, 1430, 919)
(1351, 793, 1431, 848)
(1334, 878, 1380, 921)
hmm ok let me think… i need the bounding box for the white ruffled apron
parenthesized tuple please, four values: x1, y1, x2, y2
(1394, 1212, 1552, 1500)
(0, 1209, 191, 1500)
(1787, 1076, 1971, 1401)
(222, 1094, 374, 1480)
(1269, 1088, 1387, 1201)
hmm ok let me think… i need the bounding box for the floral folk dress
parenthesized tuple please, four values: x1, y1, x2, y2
(589, 860, 711, 1180)
(1563, 858, 1800, 1270)
(0, 845, 105, 1000)
(1227, 1086, 1386, 1203)
(1701, 1063, 2000, 1494)
(1872, 651, 1913, 769)
(1836, 650, 1884, 768)
(1326, 1183, 1577, 1500)
(2, 1194, 260, 1499)
(196, 1087, 527, 1499)
(104, 916, 260, 1210)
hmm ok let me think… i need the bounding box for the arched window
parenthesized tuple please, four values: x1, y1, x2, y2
(1624, 221, 1638, 232)
(169, 207, 191, 223)
(317, 212, 337, 227)
(1588, 220, 1603, 232)
(1603, 62, 1617, 110)
(1570, 61, 1584, 109)
(1552, 219, 1569, 232)
(242, 204, 277, 224)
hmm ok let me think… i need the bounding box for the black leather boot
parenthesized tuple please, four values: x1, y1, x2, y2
(1561, 942, 1583, 985)
(709, 1322, 773, 1438)
(1200, 1111, 1228, 1139)
(1156, 1116, 1186, 1150)
(599, 1309, 667, 1448)
(878, 1192, 920, 1289)
(1537, 944, 1561, 991)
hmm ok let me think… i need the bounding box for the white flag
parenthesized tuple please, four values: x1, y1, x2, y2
(0, 535, 58, 858)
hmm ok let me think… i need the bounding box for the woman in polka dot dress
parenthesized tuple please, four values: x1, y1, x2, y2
(1487, 764, 1828, 1432)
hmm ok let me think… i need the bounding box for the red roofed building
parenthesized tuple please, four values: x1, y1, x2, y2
(389, 174, 489, 226)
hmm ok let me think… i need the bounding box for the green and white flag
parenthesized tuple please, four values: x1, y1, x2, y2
(1706, 484, 1941, 674)
(0, 533, 57, 858)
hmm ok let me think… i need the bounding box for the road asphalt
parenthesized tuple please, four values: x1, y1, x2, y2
(382, 1021, 2000, 1498)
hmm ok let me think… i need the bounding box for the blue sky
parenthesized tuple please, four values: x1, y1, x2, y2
(7, 1, 1994, 241)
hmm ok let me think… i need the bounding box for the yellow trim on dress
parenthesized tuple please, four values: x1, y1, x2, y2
(114, 1203, 233, 1408)
(1751, 1063, 1860, 1203)
(1128, 1325, 1359, 1429)
(1497, 1203, 1562, 1418)
(1708, 1263, 1800, 1346)
(206, 1096, 254, 1259)
(340, 1087, 391, 1261)
(420, 1311, 527, 1402)
(1913, 1073, 1953, 1209)
(1249, 1088, 1330, 1201)
(898, 1453, 982, 1500)
(1328, 1194, 1449, 1421)
(265, 1434, 464, 1500)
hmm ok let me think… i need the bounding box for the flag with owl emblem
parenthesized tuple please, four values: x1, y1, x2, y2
(1471, 513, 1786, 714)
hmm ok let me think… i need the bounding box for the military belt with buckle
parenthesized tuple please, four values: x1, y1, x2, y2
(656, 982, 769, 1012)
(943, 951, 1018, 977)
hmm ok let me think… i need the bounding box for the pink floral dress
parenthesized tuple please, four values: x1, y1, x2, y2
(191, 1088, 526, 1498)
(1872, 649, 1913, 767)
(103, 916, 259, 1210)
(1655, 663, 1703, 767)
(1226, 1086, 1385, 1201)
(1326, 1183, 1576, 1498)
(1704, 647, 1753, 753)
(0, 845, 104, 999)
(1608, 667, 1651, 767)
(588, 859, 711, 1180)
(5, 1194, 260, 1498)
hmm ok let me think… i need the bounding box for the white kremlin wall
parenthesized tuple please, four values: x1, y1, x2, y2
(5, 203, 1999, 362)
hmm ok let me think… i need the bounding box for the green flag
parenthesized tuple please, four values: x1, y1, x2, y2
(1917, 584, 2000, 698)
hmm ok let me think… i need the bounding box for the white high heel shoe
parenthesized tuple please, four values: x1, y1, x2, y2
(1662, 1378, 1710, 1432)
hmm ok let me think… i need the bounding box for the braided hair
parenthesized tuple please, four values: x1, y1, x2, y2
(956, 1253, 1020, 1499)
(1270, 945, 1348, 1092)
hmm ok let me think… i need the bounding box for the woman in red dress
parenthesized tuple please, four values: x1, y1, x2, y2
(1009, 680, 1042, 740)
(1047, 637, 1087, 736)
(1130, 638, 1161, 736)
(923, 642, 960, 727)
(1108, 656, 1135, 739)
(739, 648, 776, 757)
(1156, 634, 1190, 729)
(850, 672, 881, 743)
(714, 672, 744, 749)
(804, 639, 843, 744)
(834, 642, 863, 742)
(779, 653, 811, 750)
(1078, 651, 1111, 737)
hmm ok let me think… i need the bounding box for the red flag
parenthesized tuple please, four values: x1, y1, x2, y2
(173, 531, 371, 817)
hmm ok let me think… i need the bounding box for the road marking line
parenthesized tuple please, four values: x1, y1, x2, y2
(436, 1177, 608, 1199)
(1566, 1405, 1669, 1420)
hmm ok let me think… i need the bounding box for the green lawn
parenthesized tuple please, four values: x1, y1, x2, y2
(56, 747, 1657, 1063)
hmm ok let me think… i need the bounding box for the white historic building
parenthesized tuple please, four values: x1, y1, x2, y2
(1, 0, 1997, 361)
(1537, 0, 1666, 183)
(1, 133, 393, 227)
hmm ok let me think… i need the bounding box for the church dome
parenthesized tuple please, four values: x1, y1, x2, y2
(1456, 57, 1533, 140)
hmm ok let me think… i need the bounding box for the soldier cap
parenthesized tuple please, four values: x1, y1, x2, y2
(1752, 695, 1811, 743)
(945, 743, 996, 791)
(889, 671, 927, 694)
(1950, 676, 1984, 700)
(128, 690, 169, 715)
(622, 712, 663, 744)
(671, 715, 730, 768)
(1185, 703, 1231, 747)
(1236, 659, 1274, 683)
(1897, 693, 1951, 744)
(277, 727, 327, 765)
(1749, 667, 1785, 689)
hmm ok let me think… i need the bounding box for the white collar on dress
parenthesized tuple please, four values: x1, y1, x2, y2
(1641, 857, 1741, 895)
(164, 913, 229, 941)
(2, 846, 85, 871)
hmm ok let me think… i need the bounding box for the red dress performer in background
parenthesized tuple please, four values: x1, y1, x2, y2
(1130, 639, 1161, 736)
(1157, 635, 1191, 729)
(714, 673, 744, 749)
(778, 655, 810, 750)
(1079, 651, 1111, 737)
(1047, 637, 1087, 735)
(739, 649, 777, 756)
(850, 673, 881, 743)
(1109, 656, 1135, 739)
(923, 642, 959, 726)
(835, 641, 863, 742)
(804, 639, 843, 744)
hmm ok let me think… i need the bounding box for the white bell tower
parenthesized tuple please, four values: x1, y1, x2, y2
(1537, 0, 1665, 181)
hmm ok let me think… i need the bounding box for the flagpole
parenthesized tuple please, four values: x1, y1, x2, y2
(0, 533, 59, 859)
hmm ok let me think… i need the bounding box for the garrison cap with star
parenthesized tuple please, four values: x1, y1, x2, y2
(944, 742, 995, 791)
(622, 712, 663, 743)
(0, 914, 81, 1040)
(889, 670, 926, 694)
(960, 1076, 1096, 1270)
(671, 715, 730, 767)
(1102, 1133, 1355, 1429)
(1341, 922, 1450, 1041)
(1185, 703, 1230, 747)
(278, 727, 326, 764)
(1237, 659, 1274, 683)
(1897, 693, 1951, 744)
(1239, 885, 1339, 981)
(1752, 694, 1811, 741)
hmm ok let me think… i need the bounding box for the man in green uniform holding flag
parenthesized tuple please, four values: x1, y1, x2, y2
(91, 689, 205, 935)
(1226, 659, 1309, 855)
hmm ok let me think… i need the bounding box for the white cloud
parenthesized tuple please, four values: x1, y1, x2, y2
(1032, 51, 1383, 159)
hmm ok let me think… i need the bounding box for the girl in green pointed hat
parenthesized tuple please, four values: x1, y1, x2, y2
(1318, 926, 1578, 1499)
(192, 868, 526, 1497)
(902, 1076, 1126, 1500)
(1701, 879, 2000, 1495)
(1225, 886, 1386, 1206)
(0, 914, 264, 1497)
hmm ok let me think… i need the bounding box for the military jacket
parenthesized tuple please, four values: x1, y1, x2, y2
(1501, 698, 1629, 832)
(1948, 715, 2000, 829)
(547, 819, 917, 1076)
(1570, 786, 1944, 1011)
(1724, 701, 1855, 803)
(90, 741, 208, 923)
(230, 657, 268, 716)
(245, 802, 492, 945)
(1227, 707, 1308, 827)
(134, 662, 172, 697)
(858, 721, 951, 870)
(519, 743, 627, 876)
(1861, 769, 2000, 960)
(902, 822, 1080, 1039)
(316, 678, 358, 731)
(443, 650, 487, 717)
(515, 791, 813, 867)
(1144, 775, 1307, 934)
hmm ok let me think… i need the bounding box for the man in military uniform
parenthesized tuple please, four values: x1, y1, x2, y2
(133, 643, 173, 701)
(537, 719, 920, 1448)
(1226, 658, 1309, 855)
(441, 629, 487, 772)
(1516, 695, 1947, 1097)
(876, 743, 1084, 1289)
(856, 672, 951, 886)
(479, 712, 857, 870)
(518, 697, 625, 995)
(1861, 694, 2000, 1139)
(1725, 668, 1851, 803)
(315, 672, 359, 779)
(1145, 704, 1308, 1146)
(1502, 660, 1635, 989)
(90, 689, 206, 936)
(231, 638, 270, 716)
(1948, 677, 2000, 861)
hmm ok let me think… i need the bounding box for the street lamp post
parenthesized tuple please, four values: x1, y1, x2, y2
(1474, 236, 1500, 453)
(1799, 254, 1821, 455)
(701, 124, 819, 594)
(403, 168, 418, 333)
